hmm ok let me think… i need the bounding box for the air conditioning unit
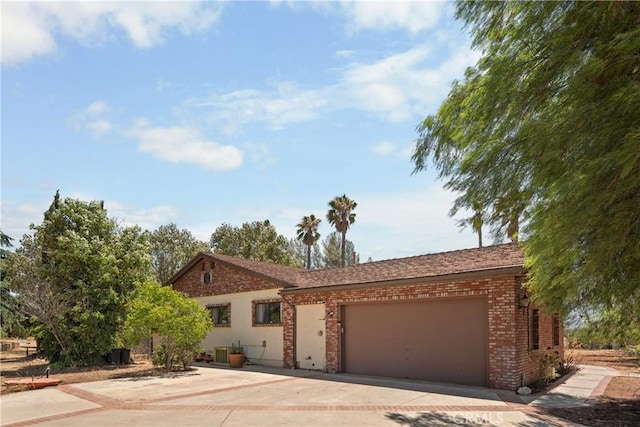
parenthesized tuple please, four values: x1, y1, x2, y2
(214, 347, 229, 363)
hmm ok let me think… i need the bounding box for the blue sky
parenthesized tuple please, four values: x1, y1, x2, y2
(2, 1, 483, 262)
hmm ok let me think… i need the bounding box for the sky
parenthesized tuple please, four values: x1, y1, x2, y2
(1, 1, 484, 262)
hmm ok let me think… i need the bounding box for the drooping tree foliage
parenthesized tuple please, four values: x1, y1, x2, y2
(210, 220, 297, 266)
(148, 223, 209, 284)
(6, 191, 151, 365)
(122, 280, 212, 371)
(326, 194, 357, 267)
(412, 2, 640, 323)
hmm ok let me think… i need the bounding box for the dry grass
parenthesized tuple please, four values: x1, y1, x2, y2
(567, 348, 640, 374)
(1, 341, 163, 395)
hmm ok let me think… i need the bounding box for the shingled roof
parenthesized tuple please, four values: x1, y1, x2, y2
(293, 242, 524, 290)
(167, 243, 525, 291)
(165, 252, 302, 288)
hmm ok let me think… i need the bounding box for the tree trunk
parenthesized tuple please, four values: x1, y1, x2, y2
(306, 244, 311, 269)
(340, 231, 346, 267)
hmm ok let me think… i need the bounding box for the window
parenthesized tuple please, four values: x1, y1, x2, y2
(203, 271, 212, 284)
(208, 304, 230, 326)
(254, 301, 281, 325)
(552, 313, 561, 346)
(529, 309, 539, 350)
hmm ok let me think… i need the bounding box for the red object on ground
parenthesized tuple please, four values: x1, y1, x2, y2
(5, 378, 61, 389)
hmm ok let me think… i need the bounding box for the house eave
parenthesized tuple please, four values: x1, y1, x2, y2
(281, 266, 526, 295)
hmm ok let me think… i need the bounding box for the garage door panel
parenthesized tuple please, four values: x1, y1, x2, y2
(343, 297, 487, 386)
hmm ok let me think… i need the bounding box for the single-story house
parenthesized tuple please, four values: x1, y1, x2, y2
(167, 243, 563, 390)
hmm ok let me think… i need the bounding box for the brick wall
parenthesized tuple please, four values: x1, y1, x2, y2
(172, 258, 283, 297)
(283, 274, 563, 391)
(172, 256, 564, 391)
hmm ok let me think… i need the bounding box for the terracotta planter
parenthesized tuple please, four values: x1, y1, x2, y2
(228, 353, 244, 368)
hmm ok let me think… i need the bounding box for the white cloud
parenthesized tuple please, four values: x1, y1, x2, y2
(86, 100, 108, 115)
(126, 119, 243, 172)
(0, 200, 43, 241)
(105, 201, 178, 232)
(193, 44, 477, 131)
(342, 1, 447, 34)
(245, 143, 277, 170)
(85, 119, 112, 136)
(370, 141, 397, 156)
(1, 3, 57, 65)
(348, 186, 479, 260)
(68, 100, 113, 137)
(195, 80, 328, 134)
(0, 196, 178, 243)
(1, 1, 224, 65)
(340, 45, 480, 122)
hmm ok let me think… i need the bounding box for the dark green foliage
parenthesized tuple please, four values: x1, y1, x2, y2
(148, 223, 209, 284)
(322, 232, 358, 268)
(7, 192, 151, 366)
(412, 2, 640, 322)
(209, 220, 297, 266)
(0, 230, 27, 338)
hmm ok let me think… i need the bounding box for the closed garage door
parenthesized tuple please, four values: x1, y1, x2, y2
(342, 297, 488, 386)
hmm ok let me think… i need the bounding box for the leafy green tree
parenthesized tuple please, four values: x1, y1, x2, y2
(326, 194, 357, 267)
(321, 232, 357, 268)
(412, 2, 640, 321)
(6, 191, 151, 365)
(149, 223, 209, 284)
(0, 231, 26, 338)
(296, 215, 322, 270)
(122, 280, 212, 371)
(210, 220, 297, 266)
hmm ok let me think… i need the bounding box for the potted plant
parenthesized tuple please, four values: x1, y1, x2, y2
(228, 343, 244, 368)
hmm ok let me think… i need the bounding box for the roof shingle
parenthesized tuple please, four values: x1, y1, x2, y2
(168, 243, 524, 291)
(294, 242, 524, 289)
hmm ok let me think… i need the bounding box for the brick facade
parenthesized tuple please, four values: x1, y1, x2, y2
(169, 247, 564, 391)
(282, 274, 562, 391)
(172, 258, 284, 297)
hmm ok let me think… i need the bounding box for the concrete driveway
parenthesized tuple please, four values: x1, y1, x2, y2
(1, 364, 609, 426)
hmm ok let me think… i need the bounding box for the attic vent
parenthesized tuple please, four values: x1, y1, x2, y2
(203, 271, 212, 284)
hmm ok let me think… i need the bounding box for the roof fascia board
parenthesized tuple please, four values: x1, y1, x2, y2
(282, 266, 526, 294)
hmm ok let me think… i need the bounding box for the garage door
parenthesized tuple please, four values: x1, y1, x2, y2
(342, 297, 487, 386)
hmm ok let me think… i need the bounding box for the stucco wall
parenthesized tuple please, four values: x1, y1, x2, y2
(172, 257, 286, 368)
(195, 289, 284, 367)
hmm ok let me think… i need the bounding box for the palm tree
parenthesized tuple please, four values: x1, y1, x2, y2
(296, 215, 321, 269)
(326, 194, 357, 267)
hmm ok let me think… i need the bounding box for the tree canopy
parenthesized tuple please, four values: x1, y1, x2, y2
(6, 191, 151, 365)
(210, 220, 297, 266)
(412, 2, 640, 322)
(122, 280, 212, 371)
(148, 223, 209, 284)
(322, 232, 358, 268)
(1, 230, 26, 338)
